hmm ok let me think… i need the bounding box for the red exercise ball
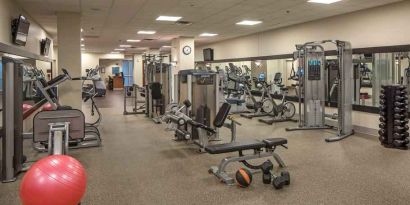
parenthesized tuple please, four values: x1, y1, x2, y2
(20, 155, 87, 205)
(22, 104, 33, 112)
(42, 103, 54, 111)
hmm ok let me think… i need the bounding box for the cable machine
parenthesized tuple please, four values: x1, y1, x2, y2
(286, 40, 354, 142)
(143, 54, 172, 123)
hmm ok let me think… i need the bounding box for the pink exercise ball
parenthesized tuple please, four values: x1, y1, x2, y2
(42, 103, 53, 111)
(20, 155, 87, 205)
(22, 104, 33, 112)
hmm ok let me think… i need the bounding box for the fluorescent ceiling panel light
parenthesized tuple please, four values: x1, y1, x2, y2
(200, 33, 218, 37)
(114, 48, 125, 51)
(162, 45, 171, 48)
(156, 16, 182, 21)
(138, 30, 156, 35)
(81, 44, 85, 47)
(236, 20, 262, 25)
(119, 45, 132, 48)
(308, 0, 342, 4)
(81, 38, 84, 41)
(111, 51, 120, 54)
(81, 28, 83, 32)
(127, 39, 141, 42)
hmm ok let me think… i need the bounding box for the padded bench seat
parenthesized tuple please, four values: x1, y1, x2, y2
(263, 138, 287, 147)
(205, 140, 265, 154)
(205, 138, 287, 154)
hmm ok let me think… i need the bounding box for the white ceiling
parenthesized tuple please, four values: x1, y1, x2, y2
(16, 0, 403, 54)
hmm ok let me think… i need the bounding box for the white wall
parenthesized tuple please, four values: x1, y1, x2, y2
(0, 0, 54, 58)
(81, 52, 124, 76)
(194, 1, 410, 133)
(195, 1, 410, 61)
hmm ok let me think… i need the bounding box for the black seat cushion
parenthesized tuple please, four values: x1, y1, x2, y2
(263, 138, 287, 147)
(213, 103, 231, 128)
(280, 87, 289, 91)
(205, 140, 265, 154)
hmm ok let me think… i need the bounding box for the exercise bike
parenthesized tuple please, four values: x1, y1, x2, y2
(258, 82, 296, 125)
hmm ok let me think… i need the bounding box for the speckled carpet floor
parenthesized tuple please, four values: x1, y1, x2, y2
(1, 91, 410, 205)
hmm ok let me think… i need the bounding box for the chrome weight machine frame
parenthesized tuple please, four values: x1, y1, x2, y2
(286, 40, 354, 142)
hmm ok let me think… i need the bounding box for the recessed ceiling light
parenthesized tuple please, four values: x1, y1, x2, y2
(308, 0, 342, 4)
(200, 33, 218, 37)
(119, 45, 132, 48)
(236, 20, 262, 26)
(156, 16, 182, 22)
(114, 48, 125, 51)
(81, 28, 83, 32)
(81, 44, 85, 47)
(162, 45, 171, 48)
(138, 30, 156, 35)
(127, 39, 141, 42)
(81, 38, 84, 41)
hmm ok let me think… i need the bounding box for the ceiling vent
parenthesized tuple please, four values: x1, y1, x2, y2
(175, 21, 192, 26)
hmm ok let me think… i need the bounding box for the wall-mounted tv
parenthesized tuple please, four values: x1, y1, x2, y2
(40, 38, 51, 56)
(11, 15, 30, 46)
(203, 48, 214, 61)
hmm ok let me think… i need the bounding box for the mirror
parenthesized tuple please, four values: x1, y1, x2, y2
(0, 53, 52, 116)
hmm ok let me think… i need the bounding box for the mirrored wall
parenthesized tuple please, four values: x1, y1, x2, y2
(197, 49, 410, 112)
(0, 53, 52, 117)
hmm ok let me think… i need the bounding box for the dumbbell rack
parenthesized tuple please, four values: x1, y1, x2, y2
(379, 85, 409, 149)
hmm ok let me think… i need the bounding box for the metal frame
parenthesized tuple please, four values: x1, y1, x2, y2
(286, 40, 354, 142)
(1, 57, 26, 183)
(208, 147, 286, 185)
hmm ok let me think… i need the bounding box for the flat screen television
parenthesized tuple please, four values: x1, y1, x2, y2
(40, 38, 51, 56)
(11, 15, 30, 46)
(203, 48, 214, 61)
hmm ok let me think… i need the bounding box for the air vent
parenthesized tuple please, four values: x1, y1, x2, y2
(175, 21, 192, 26)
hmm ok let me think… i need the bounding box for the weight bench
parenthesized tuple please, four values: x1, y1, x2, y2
(206, 137, 287, 185)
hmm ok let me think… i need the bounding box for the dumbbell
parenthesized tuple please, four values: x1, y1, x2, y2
(380, 105, 387, 111)
(394, 114, 406, 120)
(393, 132, 409, 139)
(393, 139, 410, 147)
(272, 171, 290, 190)
(394, 107, 407, 113)
(394, 119, 409, 126)
(379, 123, 386, 129)
(260, 160, 290, 190)
(395, 102, 407, 107)
(395, 96, 408, 101)
(379, 116, 386, 122)
(378, 129, 386, 136)
(394, 125, 409, 133)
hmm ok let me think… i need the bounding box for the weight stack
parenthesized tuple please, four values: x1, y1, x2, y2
(379, 85, 409, 149)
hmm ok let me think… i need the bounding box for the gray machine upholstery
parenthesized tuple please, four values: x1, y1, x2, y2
(33, 109, 85, 142)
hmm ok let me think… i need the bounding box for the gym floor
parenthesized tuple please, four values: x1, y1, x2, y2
(1, 91, 410, 205)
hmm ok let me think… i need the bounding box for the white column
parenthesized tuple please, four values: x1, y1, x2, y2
(57, 12, 82, 109)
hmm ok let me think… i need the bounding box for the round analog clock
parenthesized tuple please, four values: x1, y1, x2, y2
(182, 46, 192, 55)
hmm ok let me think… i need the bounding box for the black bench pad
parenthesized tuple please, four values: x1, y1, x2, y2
(205, 140, 265, 154)
(263, 138, 287, 147)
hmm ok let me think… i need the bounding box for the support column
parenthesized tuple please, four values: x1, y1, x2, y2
(57, 12, 82, 109)
(171, 37, 195, 73)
